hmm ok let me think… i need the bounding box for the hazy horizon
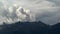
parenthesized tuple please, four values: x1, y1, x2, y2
(0, 0, 60, 25)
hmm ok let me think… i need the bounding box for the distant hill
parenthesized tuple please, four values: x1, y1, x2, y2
(0, 21, 49, 34)
(47, 23, 60, 34)
(0, 21, 60, 34)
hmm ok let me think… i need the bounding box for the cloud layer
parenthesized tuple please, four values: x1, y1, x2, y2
(0, 0, 60, 25)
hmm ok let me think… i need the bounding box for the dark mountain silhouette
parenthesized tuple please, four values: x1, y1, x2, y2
(0, 21, 60, 34)
(47, 23, 60, 34)
(0, 21, 49, 34)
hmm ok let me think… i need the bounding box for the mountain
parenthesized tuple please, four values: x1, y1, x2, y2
(1, 21, 60, 34)
(47, 23, 60, 34)
(0, 21, 49, 34)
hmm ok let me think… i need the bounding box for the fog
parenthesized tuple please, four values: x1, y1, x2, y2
(0, 0, 60, 25)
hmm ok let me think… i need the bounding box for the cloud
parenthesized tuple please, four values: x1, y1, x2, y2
(0, 2, 36, 24)
(0, 0, 60, 25)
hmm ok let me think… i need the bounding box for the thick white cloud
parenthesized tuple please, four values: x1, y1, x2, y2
(0, 0, 60, 25)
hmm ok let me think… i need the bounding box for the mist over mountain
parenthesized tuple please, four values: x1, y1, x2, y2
(0, 0, 60, 34)
(0, 0, 60, 25)
(0, 5, 36, 25)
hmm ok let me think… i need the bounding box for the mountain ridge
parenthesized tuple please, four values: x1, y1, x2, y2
(0, 21, 60, 34)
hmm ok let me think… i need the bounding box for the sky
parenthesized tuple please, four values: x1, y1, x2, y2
(0, 0, 60, 25)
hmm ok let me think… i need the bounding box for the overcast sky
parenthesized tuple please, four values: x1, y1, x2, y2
(0, 0, 60, 25)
